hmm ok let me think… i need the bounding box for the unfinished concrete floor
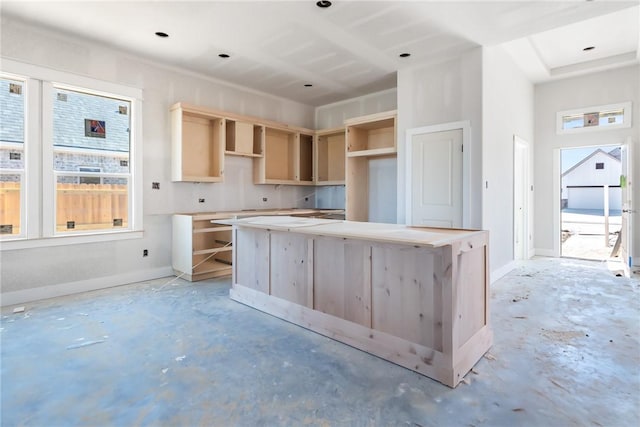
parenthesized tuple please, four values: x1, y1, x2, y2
(2, 257, 639, 426)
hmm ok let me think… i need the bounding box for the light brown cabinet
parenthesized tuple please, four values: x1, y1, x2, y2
(172, 213, 233, 281)
(345, 110, 397, 221)
(252, 127, 315, 185)
(225, 120, 263, 157)
(171, 102, 319, 186)
(171, 103, 225, 182)
(314, 126, 345, 185)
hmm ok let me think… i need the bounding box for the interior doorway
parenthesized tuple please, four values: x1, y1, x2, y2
(514, 136, 530, 260)
(560, 145, 622, 260)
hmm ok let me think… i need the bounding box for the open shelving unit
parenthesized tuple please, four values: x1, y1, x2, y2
(315, 126, 345, 185)
(345, 110, 397, 222)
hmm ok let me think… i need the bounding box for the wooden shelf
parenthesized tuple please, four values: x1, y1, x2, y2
(171, 104, 225, 182)
(346, 114, 396, 155)
(315, 127, 345, 185)
(346, 147, 396, 158)
(193, 226, 233, 233)
(225, 150, 263, 158)
(345, 111, 397, 222)
(192, 258, 232, 279)
(193, 246, 232, 256)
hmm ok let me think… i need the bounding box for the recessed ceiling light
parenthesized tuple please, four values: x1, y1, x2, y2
(583, 46, 595, 51)
(399, 53, 411, 58)
(304, 84, 313, 87)
(316, 1, 332, 8)
(155, 32, 169, 38)
(218, 53, 230, 58)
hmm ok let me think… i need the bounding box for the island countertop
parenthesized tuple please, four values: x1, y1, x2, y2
(229, 215, 486, 248)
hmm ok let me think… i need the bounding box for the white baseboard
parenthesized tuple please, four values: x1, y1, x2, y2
(534, 248, 556, 257)
(0, 266, 174, 307)
(491, 260, 518, 284)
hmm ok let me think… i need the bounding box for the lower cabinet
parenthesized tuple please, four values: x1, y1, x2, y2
(172, 214, 233, 281)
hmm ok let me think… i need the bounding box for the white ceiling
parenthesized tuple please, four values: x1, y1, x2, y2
(2, 0, 639, 106)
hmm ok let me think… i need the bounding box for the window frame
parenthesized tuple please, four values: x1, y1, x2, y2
(0, 58, 143, 249)
(0, 73, 29, 240)
(556, 101, 632, 135)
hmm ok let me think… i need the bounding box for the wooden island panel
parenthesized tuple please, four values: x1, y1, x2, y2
(229, 216, 492, 388)
(313, 237, 371, 327)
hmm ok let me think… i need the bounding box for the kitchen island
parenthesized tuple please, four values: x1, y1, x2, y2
(228, 216, 492, 387)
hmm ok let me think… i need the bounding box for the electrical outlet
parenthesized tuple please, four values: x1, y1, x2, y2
(199, 198, 205, 203)
(262, 197, 268, 202)
(143, 249, 148, 257)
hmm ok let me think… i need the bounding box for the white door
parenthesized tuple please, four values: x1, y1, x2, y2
(514, 136, 529, 260)
(410, 129, 463, 228)
(620, 140, 633, 275)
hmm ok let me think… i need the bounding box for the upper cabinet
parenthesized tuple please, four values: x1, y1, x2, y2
(345, 111, 396, 157)
(253, 127, 315, 185)
(171, 102, 392, 188)
(225, 120, 263, 157)
(345, 110, 397, 222)
(171, 102, 316, 185)
(171, 103, 225, 182)
(315, 126, 345, 185)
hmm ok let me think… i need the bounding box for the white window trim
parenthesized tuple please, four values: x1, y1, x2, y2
(556, 101, 632, 135)
(0, 58, 143, 249)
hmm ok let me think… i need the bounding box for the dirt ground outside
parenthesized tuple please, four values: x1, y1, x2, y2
(561, 208, 622, 261)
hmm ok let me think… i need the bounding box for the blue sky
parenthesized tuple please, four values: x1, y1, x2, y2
(561, 145, 619, 173)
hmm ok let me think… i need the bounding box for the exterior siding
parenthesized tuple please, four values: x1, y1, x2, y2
(562, 150, 621, 210)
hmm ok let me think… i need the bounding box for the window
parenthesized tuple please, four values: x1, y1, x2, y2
(557, 102, 632, 134)
(52, 87, 131, 233)
(595, 162, 604, 170)
(0, 76, 26, 237)
(1, 59, 142, 246)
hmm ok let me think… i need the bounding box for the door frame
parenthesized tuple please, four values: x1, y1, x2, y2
(554, 141, 631, 259)
(513, 135, 530, 260)
(621, 136, 634, 275)
(405, 120, 471, 228)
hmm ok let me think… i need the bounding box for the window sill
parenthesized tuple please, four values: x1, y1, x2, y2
(0, 230, 144, 251)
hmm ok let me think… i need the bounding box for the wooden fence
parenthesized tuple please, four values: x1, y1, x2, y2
(0, 182, 21, 234)
(0, 182, 128, 233)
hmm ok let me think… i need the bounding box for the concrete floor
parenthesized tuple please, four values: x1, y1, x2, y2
(2, 257, 639, 426)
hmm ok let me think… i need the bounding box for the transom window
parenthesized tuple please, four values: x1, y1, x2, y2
(557, 102, 632, 134)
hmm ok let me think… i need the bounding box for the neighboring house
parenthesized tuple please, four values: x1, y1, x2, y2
(0, 80, 129, 184)
(561, 148, 621, 210)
